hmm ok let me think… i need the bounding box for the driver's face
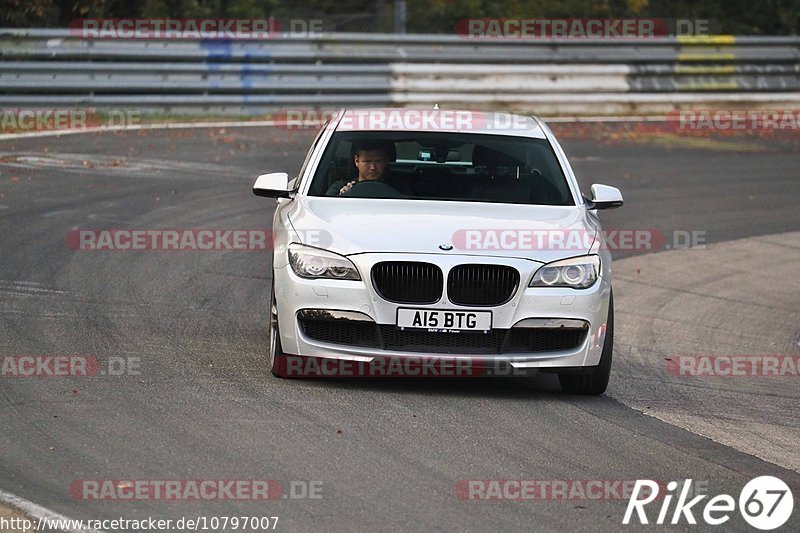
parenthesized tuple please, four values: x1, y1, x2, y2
(354, 149, 389, 181)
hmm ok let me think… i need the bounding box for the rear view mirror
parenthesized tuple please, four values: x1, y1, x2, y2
(253, 172, 292, 198)
(586, 184, 623, 210)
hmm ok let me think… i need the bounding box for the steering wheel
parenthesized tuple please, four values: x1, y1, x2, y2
(342, 180, 402, 198)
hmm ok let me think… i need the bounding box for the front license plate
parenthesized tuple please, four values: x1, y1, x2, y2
(396, 308, 492, 333)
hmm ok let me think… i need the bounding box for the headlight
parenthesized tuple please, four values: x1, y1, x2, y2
(288, 244, 360, 280)
(529, 255, 600, 289)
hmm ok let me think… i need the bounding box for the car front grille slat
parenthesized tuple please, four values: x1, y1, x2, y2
(299, 318, 381, 348)
(447, 264, 519, 306)
(506, 327, 586, 353)
(298, 315, 586, 355)
(379, 326, 506, 354)
(372, 261, 443, 304)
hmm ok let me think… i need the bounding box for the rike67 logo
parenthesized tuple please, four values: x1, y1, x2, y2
(624, 476, 794, 530)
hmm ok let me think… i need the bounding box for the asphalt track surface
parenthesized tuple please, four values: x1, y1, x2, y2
(0, 124, 798, 532)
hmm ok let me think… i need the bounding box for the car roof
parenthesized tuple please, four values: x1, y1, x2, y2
(333, 108, 547, 139)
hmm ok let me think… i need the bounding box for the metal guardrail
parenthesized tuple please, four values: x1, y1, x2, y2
(1, 29, 798, 115)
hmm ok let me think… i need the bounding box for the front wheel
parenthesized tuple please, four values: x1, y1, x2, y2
(269, 281, 290, 378)
(559, 292, 614, 395)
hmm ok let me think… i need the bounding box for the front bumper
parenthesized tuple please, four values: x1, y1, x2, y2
(274, 253, 611, 370)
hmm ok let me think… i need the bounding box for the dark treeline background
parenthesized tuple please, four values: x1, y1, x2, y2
(1, 0, 798, 35)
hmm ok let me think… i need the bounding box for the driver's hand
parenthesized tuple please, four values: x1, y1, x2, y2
(339, 180, 356, 195)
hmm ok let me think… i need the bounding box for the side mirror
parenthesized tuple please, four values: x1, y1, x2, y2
(253, 172, 292, 198)
(586, 184, 623, 210)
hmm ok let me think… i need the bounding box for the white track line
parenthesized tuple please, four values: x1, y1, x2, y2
(0, 488, 105, 533)
(0, 115, 670, 142)
(545, 115, 669, 122)
(0, 120, 278, 141)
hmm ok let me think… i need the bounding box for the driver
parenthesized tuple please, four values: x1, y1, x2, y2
(326, 141, 391, 196)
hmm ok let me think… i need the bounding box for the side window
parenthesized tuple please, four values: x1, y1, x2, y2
(527, 144, 572, 202)
(308, 139, 355, 196)
(293, 120, 331, 189)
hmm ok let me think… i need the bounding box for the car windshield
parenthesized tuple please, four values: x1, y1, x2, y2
(308, 131, 575, 205)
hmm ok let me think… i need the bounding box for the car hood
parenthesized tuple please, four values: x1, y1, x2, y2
(288, 197, 597, 263)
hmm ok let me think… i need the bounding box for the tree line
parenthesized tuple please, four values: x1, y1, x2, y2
(1, 0, 797, 35)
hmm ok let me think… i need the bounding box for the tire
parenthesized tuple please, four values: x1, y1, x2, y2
(269, 281, 290, 378)
(559, 292, 614, 395)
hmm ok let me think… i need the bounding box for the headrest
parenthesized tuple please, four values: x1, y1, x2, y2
(352, 141, 396, 163)
(472, 145, 520, 168)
